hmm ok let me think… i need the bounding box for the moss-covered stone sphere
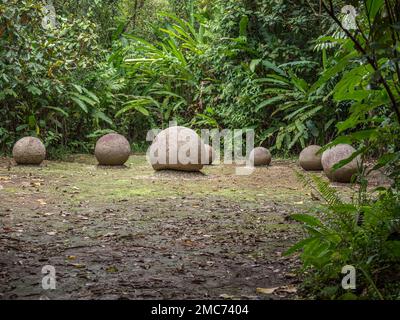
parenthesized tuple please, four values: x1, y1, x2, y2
(299, 145, 323, 171)
(95, 133, 131, 166)
(148, 126, 205, 172)
(13, 137, 46, 165)
(249, 147, 272, 167)
(321, 144, 361, 183)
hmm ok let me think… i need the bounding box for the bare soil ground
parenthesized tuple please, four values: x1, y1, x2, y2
(0, 155, 364, 300)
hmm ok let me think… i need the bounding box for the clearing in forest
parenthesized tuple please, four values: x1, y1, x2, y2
(0, 155, 356, 299)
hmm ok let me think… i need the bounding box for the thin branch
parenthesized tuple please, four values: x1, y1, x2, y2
(383, 0, 400, 95)
(322, 0, 400, 125)
(305, 0, 321, 17)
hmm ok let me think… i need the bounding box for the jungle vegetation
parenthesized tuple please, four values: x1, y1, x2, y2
(1, 0, 400, 299)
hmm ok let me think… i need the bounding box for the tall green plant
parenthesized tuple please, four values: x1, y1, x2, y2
(118, 12, 210, 125)
(254, 60, 338, 152)
(317, 0, 400, 182)
(286, 171, 400, 299)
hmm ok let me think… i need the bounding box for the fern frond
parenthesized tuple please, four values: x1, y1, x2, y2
(294, 170, 342, 207)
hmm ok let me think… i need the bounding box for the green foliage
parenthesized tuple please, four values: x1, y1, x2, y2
(0, 0, 139, 156)
(119, 0, 172, 39)
(317, 0, 400, 184)
(115, 12, 211, 126)
(286, 0, 400, 300)
(0, 0, 332, 155)
(0, 0, 111, 154)
(194, 0, 337, 149)
(254, 60, 337, 152)
(288, 171, 400, 299)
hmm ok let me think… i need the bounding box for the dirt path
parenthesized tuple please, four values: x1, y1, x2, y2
(0, 155, 354, 300)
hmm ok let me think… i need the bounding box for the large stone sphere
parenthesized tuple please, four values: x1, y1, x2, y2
(148, 126, 205, 172)
(13, 137, 46, 165)
(95, 133, 131, 166)
(299, 145, 323, 171)
(203, 144, 216, 165)
(321, 144, 361, 183)
(249, 147, 272, 166)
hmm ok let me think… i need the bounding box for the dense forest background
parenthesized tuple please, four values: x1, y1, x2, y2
(1, 0, 343, 157)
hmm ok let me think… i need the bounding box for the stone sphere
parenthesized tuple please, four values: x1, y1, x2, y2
(13, 137, 46, 165)
(321, 144, 361, 183)
(148, 126, 205, 172)
(203, 144, 216, 165)
(95, 133, 131, 166)
(299, 145, 323, 171)
(249, 147, 272, 166)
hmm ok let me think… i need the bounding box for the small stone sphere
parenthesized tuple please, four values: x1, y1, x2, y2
(95, 133, 131, 166)
(321, 144, 361, 183)
(148, 126, 205, 172)
(249, 147, 272, 166)
(203, 144, 216, 165)
(299, 145, 323, 171)
(13, 137, 46, 165)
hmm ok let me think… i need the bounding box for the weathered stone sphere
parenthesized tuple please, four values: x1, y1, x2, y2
(13, 137, 46, 165)
(203, 144, 216, 165)
(299, 145, 323, 171)
(95, 133, 131, 166)
(249, 147, 272, 166)
(148, 126, 205, 172)
(321, 144, 361, 183)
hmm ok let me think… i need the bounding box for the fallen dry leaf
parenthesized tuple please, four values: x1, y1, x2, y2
(43, 212, 54, 216)
(38, 199, 47, 206)
(103, 232, 115, 238)
(106, 266, 118, 273)
(280, 285, 297, 293)
(70, 263, 86, 269)
(256, 287, 279, 295)
(285, 273, 296, 278)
